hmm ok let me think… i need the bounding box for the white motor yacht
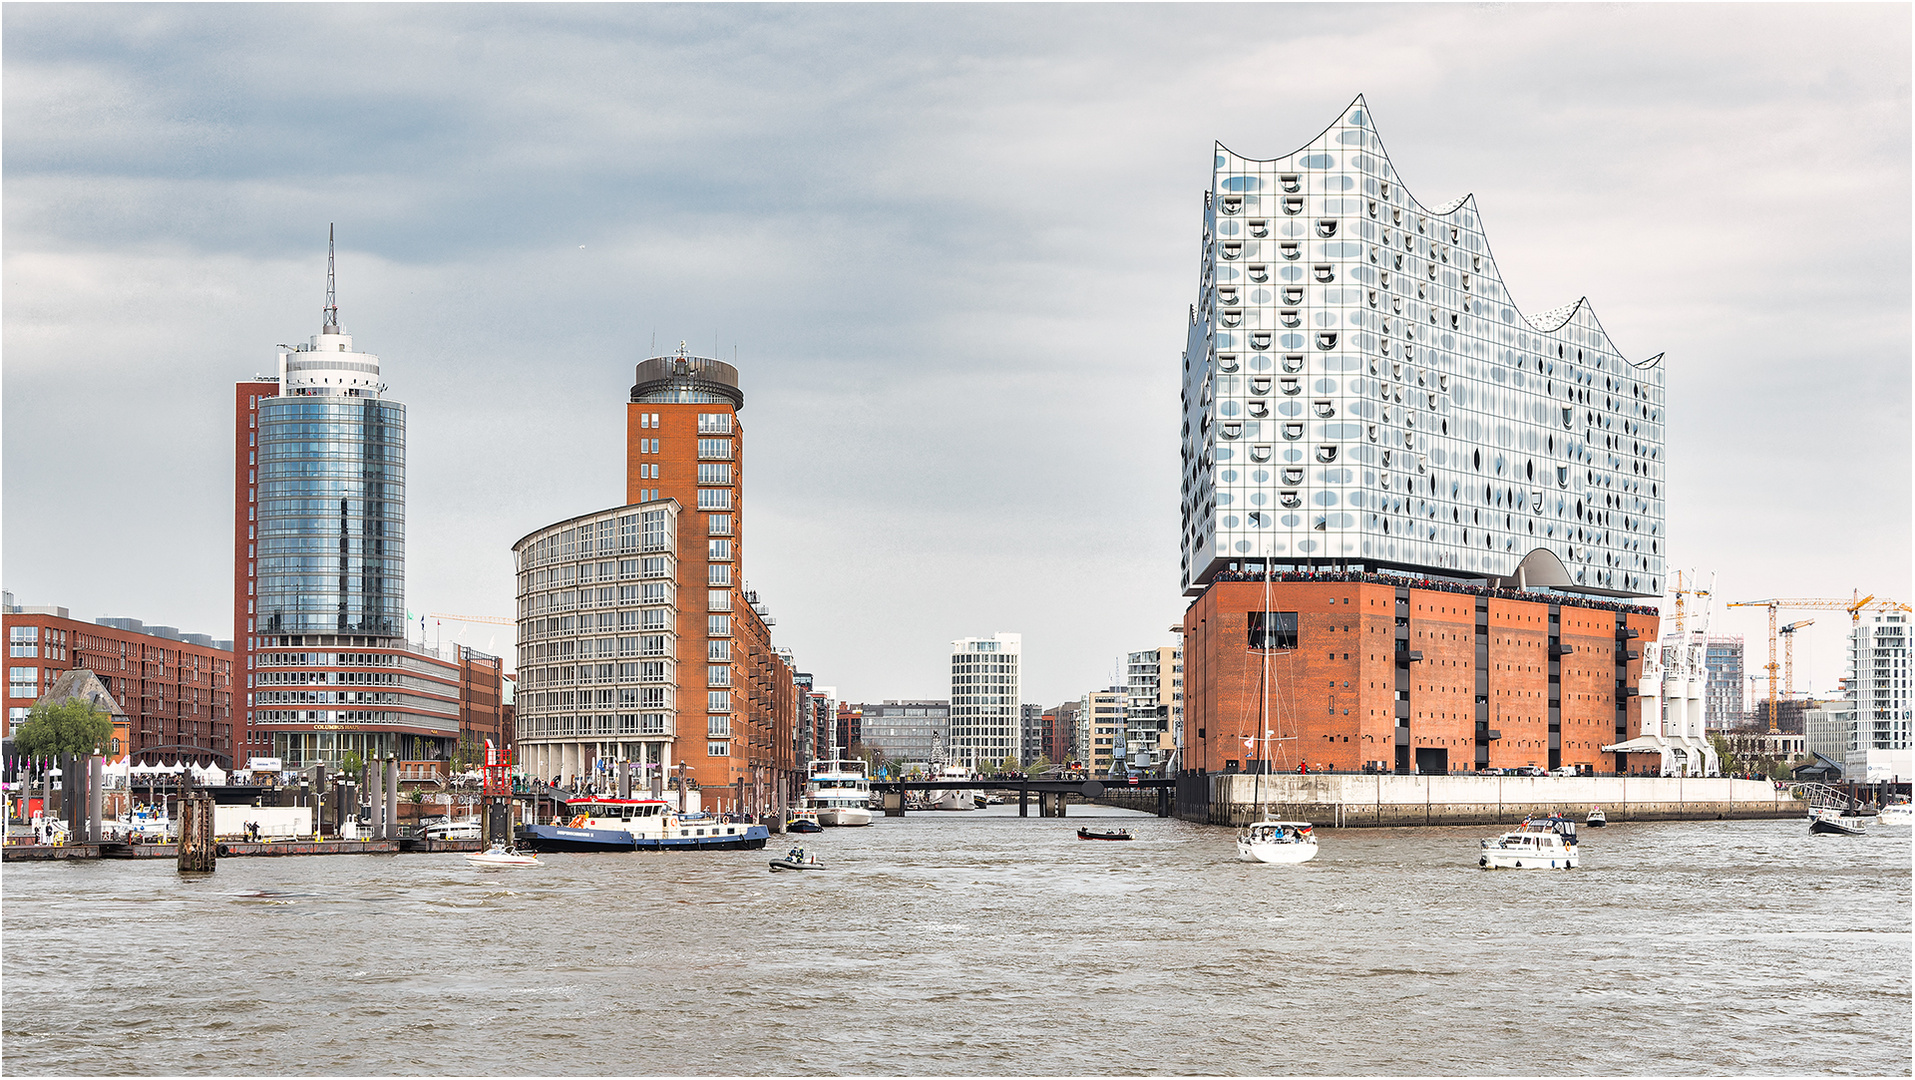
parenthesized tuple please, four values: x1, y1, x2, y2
(1479, 815, 1579, 869)
(1236, 819, 1318, 864)
(1875, 797, 1912, 826)
(803, 759, 873, 827)
(931, 764, 975, 811)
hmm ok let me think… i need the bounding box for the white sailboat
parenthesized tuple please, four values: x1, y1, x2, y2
(1236, 561, 1319, 865)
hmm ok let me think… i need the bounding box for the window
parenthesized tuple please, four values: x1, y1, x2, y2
(1282, 197, 1304, 215)
(1278, 242, 1300, 260)
(1220, 195, 1242, 215)
(1251, 332, 1271, 350)
(1248, 612, 1300, 650)
(708, 615, 732, 637)
(1313, 400, 1335, 418)
(1282, 354, 1305, 373)
(709, 639, 731, 662)
(1217, 353, 1240, 373)
(1247, 220, 1268, 238)
(1220, 309, 1242, 328)
(708, 716, 731, 737)
(9, 667, 38, 698)
(1282, 423, 1304, 440)
(1280, 491, 1302, 508)
(1316, 219, 1337, 238)
(697, 463, 733, 485)
(1279, 377, 1301, 396)
(1313, 265, 1334, 283)
(708, 539, 733, 561)
(697, 438, 732, 460)
(708, 563, 732, 586)
(697, 489, 733, 510)
(697, 413, 733, 434)
(1220, 242, 1242, 260)
(706, 514, 733, 536)
(708, 589, 732, 612)
(708, 690, 732, 712)
(640, 634, 668, 657)
(1247, 265, 1269, 283)
(708, 664, 732, 687)
(707, 741, 730, 757)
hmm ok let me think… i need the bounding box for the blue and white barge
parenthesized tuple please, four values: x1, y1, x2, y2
(521, 797, 769, 852)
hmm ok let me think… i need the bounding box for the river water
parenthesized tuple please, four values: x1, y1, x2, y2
(4, 808, 1908, 1076)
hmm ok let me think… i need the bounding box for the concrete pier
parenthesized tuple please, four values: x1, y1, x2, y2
(1101, 773, 1804, 827)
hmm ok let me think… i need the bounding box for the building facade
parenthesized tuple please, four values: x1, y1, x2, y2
(578, 346, 796, 811)
(1181, 97, 1664, 597)
(1041, 700, 1079, 765)
(853, 700, 949, 765)
(1079, 688, 1126, 776)
(1846, 611, 1910, 781)
(1125, 646, 1183, 774)
(512, 502, 683, 789)
(1019, 702, 1045, 765)
(1184, 578, 1656, 775)
(6, 603, 234, 764)
(1177, 100, 1663, 777)
(1703, 635, 1745, 729)
(949, 633, 1021, 769)
(233, 251, 504, 772)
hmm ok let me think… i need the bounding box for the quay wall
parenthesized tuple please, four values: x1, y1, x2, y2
(1099, 774, 1803, 827)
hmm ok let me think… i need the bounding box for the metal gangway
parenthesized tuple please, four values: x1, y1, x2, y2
(1790, 781, 1862, 812)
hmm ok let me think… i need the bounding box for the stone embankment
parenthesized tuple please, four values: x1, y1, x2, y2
(1099, 774, 1802, 827)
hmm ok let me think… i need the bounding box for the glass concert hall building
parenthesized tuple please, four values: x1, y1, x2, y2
(1178, 98, 1668, 778)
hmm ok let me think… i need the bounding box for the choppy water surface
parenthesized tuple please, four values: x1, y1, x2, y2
(4, 809, 1908, 1075)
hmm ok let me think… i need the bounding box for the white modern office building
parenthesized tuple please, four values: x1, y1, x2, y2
(948, 632, 1021, 768)
(1181, 95, 1665, 598)
(512, 501, 682, 787)
(1845, 611, 1910, 781)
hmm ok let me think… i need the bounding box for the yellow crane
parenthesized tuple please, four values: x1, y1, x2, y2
(1727, 593, 1912, 733)
(1667, 569, 1712, 637)
(1778, 619, 1813, 700)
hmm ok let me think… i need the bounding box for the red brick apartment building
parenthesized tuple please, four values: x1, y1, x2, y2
(5, 604, 234, 765)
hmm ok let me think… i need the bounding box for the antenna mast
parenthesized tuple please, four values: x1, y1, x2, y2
(323, 224, 339, 331)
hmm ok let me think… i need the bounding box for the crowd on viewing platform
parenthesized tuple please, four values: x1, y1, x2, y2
(1203, 568, 1658, 618)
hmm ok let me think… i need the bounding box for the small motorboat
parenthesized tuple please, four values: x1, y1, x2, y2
(1876, 798, 1912, 826)
(769, 846, 827, 871)
(465, 844, 541, 867)
(1585, 806, 1607, 827)
(786, 809, 824, 834)
(1236, 820, 1318, 864)
(1479, 815, 1578, 869)
(1076, 827, 1133, 841)
(1809, 806, 1868, 836)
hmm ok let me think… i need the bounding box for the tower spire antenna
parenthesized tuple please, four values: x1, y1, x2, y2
(323, 224, 339, 332)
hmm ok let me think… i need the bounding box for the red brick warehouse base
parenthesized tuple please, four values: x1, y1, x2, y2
(1181, 576, 1658, 775)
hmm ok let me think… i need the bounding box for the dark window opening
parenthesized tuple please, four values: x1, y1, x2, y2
(1248, 611, 1300, 650)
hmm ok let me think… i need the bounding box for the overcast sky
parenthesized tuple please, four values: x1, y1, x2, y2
(4, 3, 1909, 707)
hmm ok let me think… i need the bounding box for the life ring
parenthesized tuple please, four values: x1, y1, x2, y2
(569, 814, 589, 828)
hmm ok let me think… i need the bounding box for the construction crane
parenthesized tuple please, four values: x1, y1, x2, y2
(1778, 619, 1813, 699)
(1667, 569, 1713, 637)
(1727, 592, 1912, 733)
(428, 612, 514, 626)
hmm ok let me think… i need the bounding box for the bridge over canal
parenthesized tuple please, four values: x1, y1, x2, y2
(867, 777, 1176, 817)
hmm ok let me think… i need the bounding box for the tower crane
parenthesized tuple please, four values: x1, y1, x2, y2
(1726, 592, 1912, 733)
(1778, 620, 1813, 700)
(1667, 569, 1713, 638)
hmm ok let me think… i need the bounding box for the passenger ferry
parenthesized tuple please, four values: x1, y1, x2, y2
(521, 797, 769, 852)
(803, 759, 873, 827)
(1478, 815, 1579, 869)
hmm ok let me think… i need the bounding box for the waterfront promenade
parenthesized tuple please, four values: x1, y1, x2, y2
(1131, 772, 1805, 827)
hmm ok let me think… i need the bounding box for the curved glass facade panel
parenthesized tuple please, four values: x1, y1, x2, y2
(256, 398, 406, 635)
(1182, 96, 1665, 599)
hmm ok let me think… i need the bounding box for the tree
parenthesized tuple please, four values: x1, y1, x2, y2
(339, 750, 364, 778)
(1709, 734, 1740, 777)
(1024, 756, 1052, 777)
(12, 699, 113, 759)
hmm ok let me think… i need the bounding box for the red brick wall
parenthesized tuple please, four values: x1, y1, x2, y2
(1183, 580, 1659, 775)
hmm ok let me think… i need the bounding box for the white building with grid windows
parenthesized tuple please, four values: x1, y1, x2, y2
(949, 633, 1020, 769)
(512, 501, 682, 787)
(1181, 96, 1665, 598)
(1845, 611, 1910, 781)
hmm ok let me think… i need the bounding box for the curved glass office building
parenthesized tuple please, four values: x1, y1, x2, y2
(255, 351, 406, 637)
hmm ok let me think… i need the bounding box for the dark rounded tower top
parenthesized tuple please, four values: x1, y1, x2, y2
(631, 342, 743, 408)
